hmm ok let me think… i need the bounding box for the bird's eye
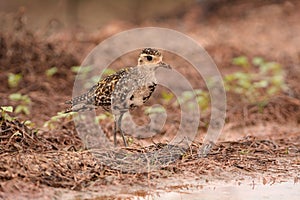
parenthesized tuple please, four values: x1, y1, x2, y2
(146, 56, 153, 61)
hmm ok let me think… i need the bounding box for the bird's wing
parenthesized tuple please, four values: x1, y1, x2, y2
(65, 68, 130, 112)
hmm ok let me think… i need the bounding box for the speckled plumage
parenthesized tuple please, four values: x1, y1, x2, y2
(66, 48, 170, 146)
(66, 68, 131, 112)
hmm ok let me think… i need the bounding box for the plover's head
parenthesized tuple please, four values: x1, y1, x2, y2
(138, 48, 170, 69)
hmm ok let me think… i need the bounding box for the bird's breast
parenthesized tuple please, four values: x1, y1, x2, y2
(128, 83, 157, 108)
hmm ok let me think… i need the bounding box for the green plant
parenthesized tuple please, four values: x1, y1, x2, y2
(0, 106, 37, 132)
(102, 68, 116, 76)
(158, 88, 210, 112)
(160, 91, 174, 104)
(1, 106, 13, 113)
(173, 89, 210, 111)
(8, 73, 22, 88)
(232, 56, 250, 69)
(71, 66, 91, 74)
(0, 106, 14, 121)
(195, 89, 210, 111)
(23, 120, 35, 128)
(45, 67, 58, 77)
(127, 137, 134, 145)
(9, 93, 31, 115)
(225, 56, 287, 103)
(239, 149, 250, 155)
(43, 111, 76, 129)
(144, 106, 166, 115)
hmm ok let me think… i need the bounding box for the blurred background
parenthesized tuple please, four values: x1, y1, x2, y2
(1, 0, 299, 57)
(0, 0, 193, 31)
(0, 0, 299, 129)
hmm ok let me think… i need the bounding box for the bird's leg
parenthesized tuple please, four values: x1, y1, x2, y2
(113, 118, 118, 147)
(118, 113, 128, 147)
(113, 113, 127, 147)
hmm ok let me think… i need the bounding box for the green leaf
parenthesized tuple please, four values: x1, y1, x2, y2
(196, 95, 209, 110)
(259, 62, 281, 74)
(252, 57, 264, 66)
(9, 93, 22, 101)
(182, 91, 195, 101)
(1, 106, 13, 112)
(232, 56, 249, 68)
(232, 72, 250, 80)
(45, 67, 58, 77)
(237, 78, 252, 89)
(3, 113, 14, 121)
(144, 106, 165, 114)
(14, 105, 22, 114)
(71, 66, 92, 74)
(71, 66, 81, 73)
(233, 87, 244, 94)
(9, 93, 31, 104)
(102, 68, 116, 76)
(176, 97, 184, 105)
(43, 112, 77, 129)
(8, 73, 22, 88)
(161, 91, 174, 103)
(23, 120, 35, 127)
(240, 149, 249, 155)
(22, 95, 32, 104)
(22, 106, 30, 115)
(194, 89, 205, 96)
(15, 105, 30, 115)
(253, 80, 268, 88)
(187, 102, 197, 110)
(127, 137, 134, 145)
(224, 74, 235, 82)
(271, 75, 284, 86)
(43, 121, 52, 129)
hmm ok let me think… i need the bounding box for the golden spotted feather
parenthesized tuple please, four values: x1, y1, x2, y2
(65, 68, 130, 112)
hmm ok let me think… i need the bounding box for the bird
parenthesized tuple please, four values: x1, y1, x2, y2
(65, 48, 171, 147)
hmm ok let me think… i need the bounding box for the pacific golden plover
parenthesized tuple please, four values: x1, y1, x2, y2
(66, 48, 170, 146)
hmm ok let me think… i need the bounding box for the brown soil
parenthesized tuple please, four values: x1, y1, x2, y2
(0, 0, 300, 199)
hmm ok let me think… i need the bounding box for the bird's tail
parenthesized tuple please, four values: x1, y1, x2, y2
(65, 103, 95, 113)
(65, 92, 89, 105)
(65, 92, 94, 113)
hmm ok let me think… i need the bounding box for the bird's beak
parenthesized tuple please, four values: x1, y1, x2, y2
(159, 61, 171, 69)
